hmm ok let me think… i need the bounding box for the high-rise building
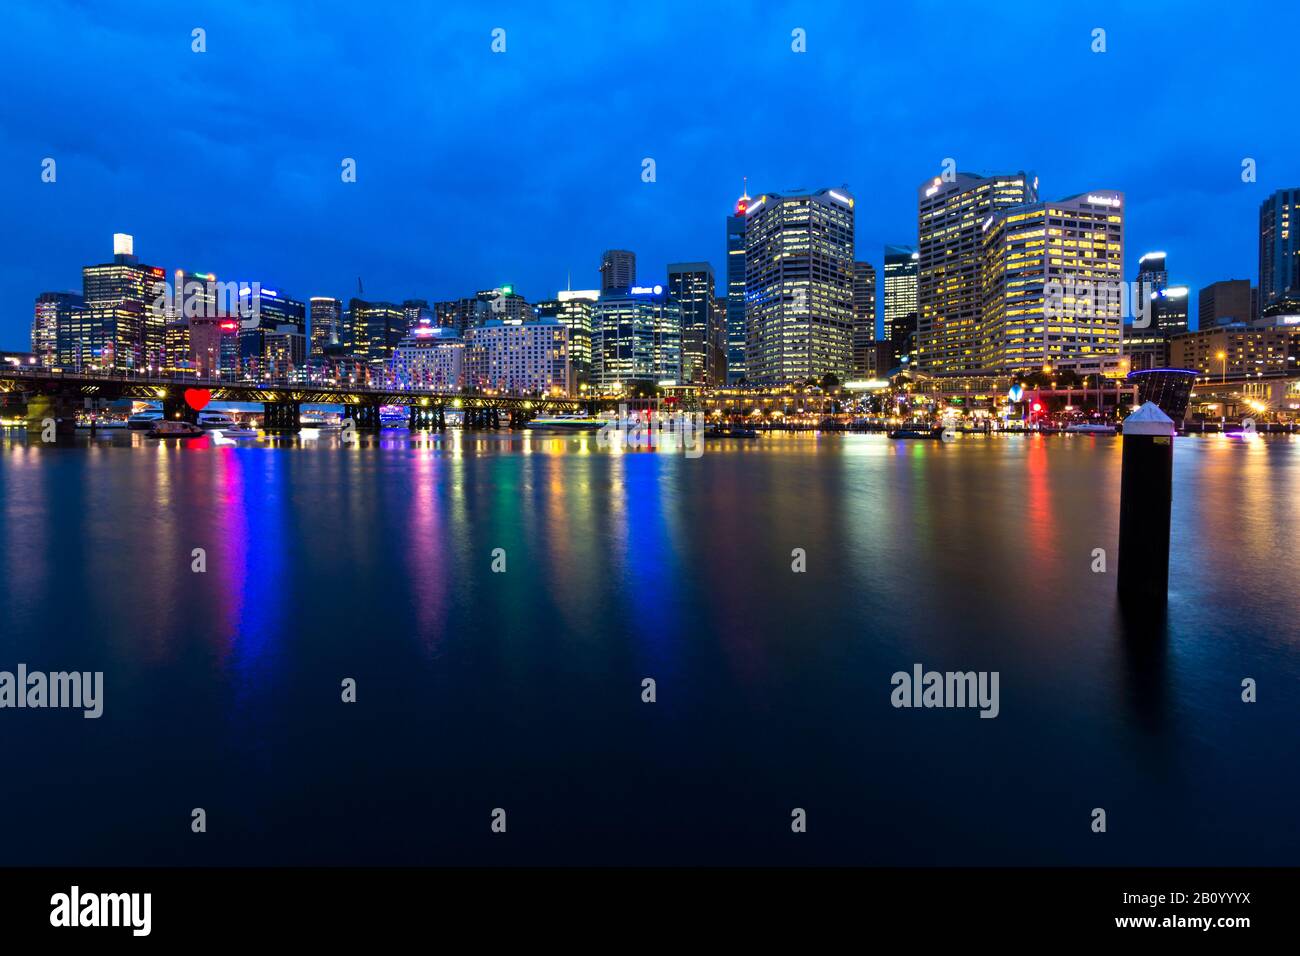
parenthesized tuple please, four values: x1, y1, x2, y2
(592, 285, 681, 388)
(239, 287, 306, 378)
(1152, 285, 1190, 336)
(744, 187, 856, 385)
(667, 262, 716, 385)
(600, 250, 636, 292)
(434, 297, 492, 335)
(1259, 187, 1300, 309)
(1201, 280, 1253, 329)
(851, 261, 877, 379)
(882, 245, 918, 349)
(708, 294, 728, 386)
(32, 292, 84, 367)
(391, 325, 465, 390)
(402, 299, 433, 333)
(347, 298, 406, 369)
(465, 318, 571, 395)
(81, 233, 167, 371)
(980, 190, 1124, 374)
(476, 286, 530, 325)
(309, 297, 343, 359)
(725, 188, 749, 383)
(1135, 251, 1168, 308)
(916, 172, 1036, 375)
(189, 316, 241, 378)
(535, 290, 597, 387)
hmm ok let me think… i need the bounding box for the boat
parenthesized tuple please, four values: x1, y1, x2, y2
(1065, 423, 1117, 434)
(221, 421, 259, 438)
(146, 420, 205, 438)
(525, 414, 607, 431)
(887, 426, 944, 440)
(704, 425, 760, 439)
(126, 410, 164, 430)
(197, 411, 239, 430)
(300, 416, 342, 430)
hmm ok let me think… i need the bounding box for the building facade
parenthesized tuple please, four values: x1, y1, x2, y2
(391, 326, 465, 390)
(1200, 279, 1256, 328)
(32, 292, 84, 367)
(1259, 187, 1300, 310)
(979, 191, 1124, 375)
(465, 318, 571, 395)
(599, 250, 636, 292)
(744, 187, 856, 385)
(725, 190, 749, 383)
(916, 172, 1036, 375)
(851, 260, 877, 379)
(534, 290, 596, 388)
(81, 234, 167, 371)
(309, 297, 343, 359)
(592, 286, 682, 389)
(882, 244, 918, 355)
(668, 262, 718, 385)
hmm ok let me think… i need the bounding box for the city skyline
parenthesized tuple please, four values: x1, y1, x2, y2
(5, 2, 1299, 350)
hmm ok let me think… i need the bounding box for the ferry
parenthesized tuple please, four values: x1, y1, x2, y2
(704, 425, 760, 439)
(887, 426, 944, 440)
(525, 414, 607, 432)
(126, 410, 164, 430)
(1065, 423, 1117, 434)
(146, 420, 205, 438)
(197, 411, 239, 430)
(300, 415, 342, 430)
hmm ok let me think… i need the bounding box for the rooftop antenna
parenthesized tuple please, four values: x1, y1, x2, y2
(357, 276, 364, 296)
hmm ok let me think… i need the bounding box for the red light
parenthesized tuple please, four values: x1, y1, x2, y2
(219, 321, 238, 331)
(1032, 402, 1042, 412)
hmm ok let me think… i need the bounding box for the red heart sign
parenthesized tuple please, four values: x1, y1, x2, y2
(184, 388, 211, 411)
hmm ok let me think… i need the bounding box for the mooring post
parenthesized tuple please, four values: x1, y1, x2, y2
(1117, 401, 1176, 602)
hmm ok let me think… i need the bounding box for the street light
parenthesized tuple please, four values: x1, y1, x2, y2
(1216, 350, 1227, 384)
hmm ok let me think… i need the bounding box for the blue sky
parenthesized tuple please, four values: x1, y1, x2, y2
(2, 0, 1296, 347)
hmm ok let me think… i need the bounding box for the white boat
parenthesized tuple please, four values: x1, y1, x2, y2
(300, 416, 342, 430)
(1065, 423, 1117, 434)
(220, 421, 259, 438)
(126, 410, 164, 430)
(525, 414, 607, 431)
(197, 411, 239, 430)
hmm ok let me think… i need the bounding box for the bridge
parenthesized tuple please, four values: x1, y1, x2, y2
(0, 368, 590, 434)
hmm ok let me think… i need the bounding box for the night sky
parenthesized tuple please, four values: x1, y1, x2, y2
(3, 0, 1296, 347)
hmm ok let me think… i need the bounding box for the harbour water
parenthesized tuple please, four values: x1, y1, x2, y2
(1, 429, 1297, 865)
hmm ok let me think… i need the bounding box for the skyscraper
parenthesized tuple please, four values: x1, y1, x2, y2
(980, 191, 1124, 374)
(1135, 251, 1168, 308)
(592, 286, 681, 389)
(744, 187, 856, 385)
(239, 287, 306, 378)
(310, 297, 343, 359)
(1199, 280, 1256, 328)
(348, 298, 406, 369)
(725, 187, 749, 383)
(1259, 187, 1300, 310)
(851, 261, 877, 379)
(402, 299, 433, 332)
(599, 250, 636, 292)
(81, 233, 167, 371)
(668, 262, 716, 385)
(535, 290, 597, 387)
(916, 172, 1036, 375)
(32, 292, 85, 367)
(882, 245, 918, 349)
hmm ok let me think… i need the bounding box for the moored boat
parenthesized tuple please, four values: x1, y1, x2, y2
(146, 420, 205, 438)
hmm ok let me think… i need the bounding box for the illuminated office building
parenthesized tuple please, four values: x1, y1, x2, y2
(347, 298, 406, 369)
(668, 262, 718, 385)
(310, 297, 343, 359)
(916, 172, 1036, 375)
(726, 187, 749, 383)
(32, 292, 84, 367)
(535, 290, 596, 387)
(81, 233, 167, 371)
(979, 190, 1124, 374)
(592, 285, 681, 388)
(882, 244, 918, 353)
(851, 261, 877, 379)
(744, 187, 856, 385)
(1259, 187, 1300, 309)
(239, 286, 306, 378)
